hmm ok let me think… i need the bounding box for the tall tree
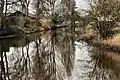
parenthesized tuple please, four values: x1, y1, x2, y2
(87, 0, 120, 39)
(19, 0, 31, 15)
(0, 0, 4, 29)
(31, 0, 56, 19)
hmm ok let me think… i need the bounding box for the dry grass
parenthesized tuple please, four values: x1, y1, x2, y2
(106, 52, 120, 62)
(103, 34, 120, 46)
(40, 19, 51, 27)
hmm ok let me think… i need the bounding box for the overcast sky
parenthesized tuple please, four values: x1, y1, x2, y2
(55, 0, 89, 10)
(75, 0, 89, 10)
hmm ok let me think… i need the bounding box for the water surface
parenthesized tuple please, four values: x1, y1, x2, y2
(1, 28, 120, 80)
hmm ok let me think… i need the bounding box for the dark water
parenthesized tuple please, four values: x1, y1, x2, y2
(1, 28, 120, 80)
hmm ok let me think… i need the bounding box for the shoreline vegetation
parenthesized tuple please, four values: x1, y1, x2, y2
(17, 23, 71, 34)
(0, 20, 71, 39)
(77, 26, 120, 53)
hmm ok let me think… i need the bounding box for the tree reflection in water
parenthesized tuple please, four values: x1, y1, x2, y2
(89, 47, 120, 80)
(32, 28, 75, 80)
(1, 28, 120, 80)
(0, 27, 75, 80)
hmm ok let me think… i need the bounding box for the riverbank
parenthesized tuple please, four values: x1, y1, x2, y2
(0, 23, 72, 39)
(17, 23, 71, 34)
(77, 28, 120, 53)
(103, 34, 120, 46)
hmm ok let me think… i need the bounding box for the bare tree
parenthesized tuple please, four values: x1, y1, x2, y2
(87, 0, 120, 39)
(31, 0, 56, 19)
(0, 0, 4, 29)
(19, 0, 31, 15)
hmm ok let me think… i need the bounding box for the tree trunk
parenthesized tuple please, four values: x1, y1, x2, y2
(0, 0, 4, 29)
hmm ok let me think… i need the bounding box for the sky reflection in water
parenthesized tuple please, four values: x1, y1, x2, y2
(1, 28, 120, 80)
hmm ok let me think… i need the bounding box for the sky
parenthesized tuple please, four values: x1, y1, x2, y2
(55, 0, 89, 10)
(75, 0, 89, 10)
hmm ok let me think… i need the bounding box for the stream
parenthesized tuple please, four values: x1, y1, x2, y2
(1, 28, 120, 80)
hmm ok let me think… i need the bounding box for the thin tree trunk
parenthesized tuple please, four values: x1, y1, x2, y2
(0, 0, 4, 29)
(4, 0, 8, 29)
(4, 52, 10, 80)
